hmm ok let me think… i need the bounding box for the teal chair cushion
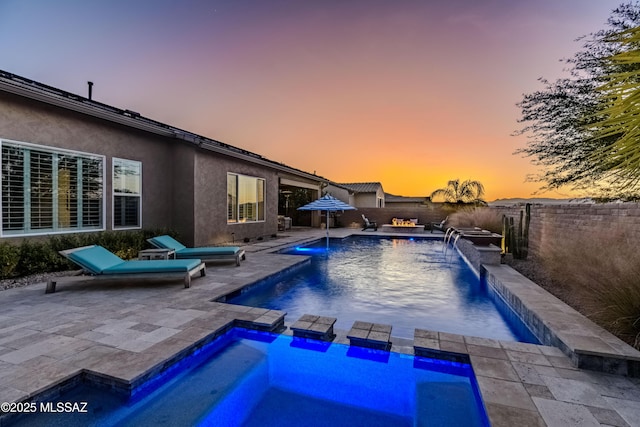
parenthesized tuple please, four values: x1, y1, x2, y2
(148, 235, 186, 251)
(103, 259, 202, 274)
(67, 245, 124, 274)
(174, 247, 241, 257)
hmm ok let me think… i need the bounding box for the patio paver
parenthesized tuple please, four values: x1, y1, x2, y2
(0, 227, 638, 427)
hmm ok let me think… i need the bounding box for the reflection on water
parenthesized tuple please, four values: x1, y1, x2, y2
(232, 237, 536, 342)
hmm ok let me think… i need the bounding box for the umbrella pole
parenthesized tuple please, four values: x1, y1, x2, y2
(326, 209, 329, 250)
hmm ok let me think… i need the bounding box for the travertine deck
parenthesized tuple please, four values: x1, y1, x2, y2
(484, 264, 640, 377)
(0, 227, 638, 426)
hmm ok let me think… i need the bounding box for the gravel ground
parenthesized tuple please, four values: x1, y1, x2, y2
(504, 255, 587, 313)
(0, 271, 76, 292)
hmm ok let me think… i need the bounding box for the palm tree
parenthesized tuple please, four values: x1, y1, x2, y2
(429, 179, 486, 205)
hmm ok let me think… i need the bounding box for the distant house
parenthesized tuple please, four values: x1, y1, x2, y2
(384, 193, 429, 208)
(336, 182, 385, 208)
(0, 70, 327, 245)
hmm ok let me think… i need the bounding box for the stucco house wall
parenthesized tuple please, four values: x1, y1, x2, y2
(0, 73, 324, 246)
(0, 90, 176, 238)
(325, 184, 351, 203)
(170, 143, 196, 244)
(336, 183, 385, 208)
(193, 152, 279, 246)
(354, 192, 378, 208)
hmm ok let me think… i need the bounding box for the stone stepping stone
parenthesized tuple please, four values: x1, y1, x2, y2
(413, 328, 469, 363)
(347, 321, 392, 351)
(290, 314, 337, 341)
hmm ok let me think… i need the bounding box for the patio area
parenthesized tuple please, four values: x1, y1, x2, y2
(0, 228, 639, 426)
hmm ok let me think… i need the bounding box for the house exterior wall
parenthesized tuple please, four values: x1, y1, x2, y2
(170, 143, 196, 244)
(0, 91, 176, 240)
(376, 187, 385, 207)
(0, 89, 308, 246)
(192, 152, 279, 246)
(326, 185, 351, 203)
(354, 193, 379, 208)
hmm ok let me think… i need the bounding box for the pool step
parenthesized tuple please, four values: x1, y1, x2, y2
(413, 328, 470, 363)
(290, 314, 337, 341)
(347, 321, 392, 351)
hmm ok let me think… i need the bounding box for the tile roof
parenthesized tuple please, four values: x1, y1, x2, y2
(337, 182, 383, 193)
(385, 193, 430, 203)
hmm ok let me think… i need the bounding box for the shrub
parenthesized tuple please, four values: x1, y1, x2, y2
(2, 228, 181, 280)
(16, 240, 66, 276)
(48, 228, 178, 261)
(539, 230, 640, 349)
(449, 208, 503, 233)
(0, 242, 20, 279)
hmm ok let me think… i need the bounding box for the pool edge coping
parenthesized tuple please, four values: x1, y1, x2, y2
(2, 230, 639, 427)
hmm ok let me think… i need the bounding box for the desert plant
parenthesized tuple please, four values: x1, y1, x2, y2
(502, 204, 531, 259)
(448, 207, 503, 233)
(539, 230, 640, 349)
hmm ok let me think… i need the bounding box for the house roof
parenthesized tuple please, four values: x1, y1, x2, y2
(385, 193, 430, 203)
(0, 70, 327, 184)
(337, 182, 383, 194)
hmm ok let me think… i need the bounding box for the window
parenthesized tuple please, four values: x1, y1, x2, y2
(227, 173, 265, 223)
(113, 158, 141, 229)
(1, 140, 104, 236)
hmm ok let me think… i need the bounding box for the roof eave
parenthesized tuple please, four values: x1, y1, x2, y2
(0, 72, 326, 184)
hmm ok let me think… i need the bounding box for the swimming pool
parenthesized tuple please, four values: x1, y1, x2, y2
(231, 236, 538, 342)
(10, 328, 490, 426)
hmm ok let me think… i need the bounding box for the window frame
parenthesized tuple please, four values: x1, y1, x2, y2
(227, 173, 266, 224)
(0, 138, 106, 237)
(112, 157, 142, 230)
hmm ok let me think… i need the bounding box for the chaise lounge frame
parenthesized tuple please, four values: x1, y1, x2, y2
(361, 214, 378, 231)
(46, 246, 206, 294)
(430, 216, 449, 233)
(147, 235, 246, 266)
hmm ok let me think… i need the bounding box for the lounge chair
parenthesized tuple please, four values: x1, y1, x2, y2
(431, 216, 449, 233)
(361, 214, 378, 231)
(148, 235, 246, 266)
(46, 245, 206, 293)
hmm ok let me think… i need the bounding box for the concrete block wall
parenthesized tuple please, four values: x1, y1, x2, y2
(492, 203, 640, 257)
(337, 206, 449, 229)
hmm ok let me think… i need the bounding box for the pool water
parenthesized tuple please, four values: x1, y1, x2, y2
(10, 328, 490, 426)
(232, 236, 537, 342)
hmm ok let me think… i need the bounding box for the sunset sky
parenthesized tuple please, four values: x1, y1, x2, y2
(0, 1, 620, 200)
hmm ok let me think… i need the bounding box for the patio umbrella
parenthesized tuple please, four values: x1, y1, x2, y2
(297, 194, 356, 249)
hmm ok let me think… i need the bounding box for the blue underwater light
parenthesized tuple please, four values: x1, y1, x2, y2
(293, 246, 326, 254)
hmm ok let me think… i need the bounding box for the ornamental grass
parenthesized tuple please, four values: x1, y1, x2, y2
(539, 230, 640, 350)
